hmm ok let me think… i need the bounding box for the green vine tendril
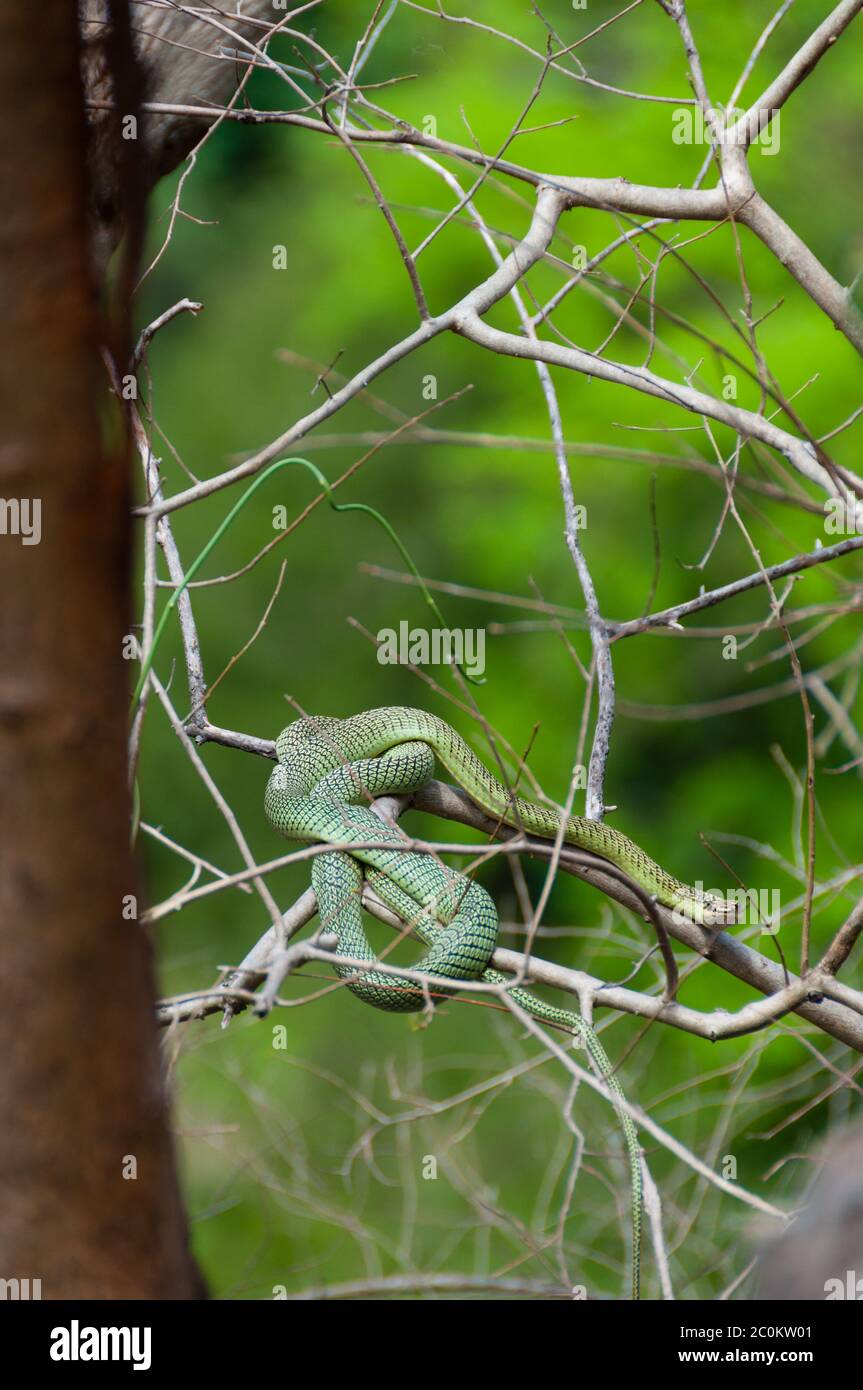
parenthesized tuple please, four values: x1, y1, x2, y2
(132, 455, 483, 709)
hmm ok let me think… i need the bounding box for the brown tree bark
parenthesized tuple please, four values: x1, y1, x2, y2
(0, 3, 203, 1298)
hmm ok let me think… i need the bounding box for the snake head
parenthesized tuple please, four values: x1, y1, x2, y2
(692, 890, 740, 927)
(699, 894, 738, 926)
(671, 888, 739, 927)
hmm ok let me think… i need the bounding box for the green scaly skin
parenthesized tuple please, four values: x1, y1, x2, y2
(265, 706, 729, 1300)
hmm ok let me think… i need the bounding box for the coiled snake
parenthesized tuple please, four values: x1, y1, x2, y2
(265, 706, 732, 1299)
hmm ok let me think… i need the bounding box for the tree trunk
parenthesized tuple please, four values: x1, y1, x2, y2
(0, 2, 203, 1298)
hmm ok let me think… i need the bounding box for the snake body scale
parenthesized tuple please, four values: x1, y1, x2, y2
(265, 706, 732, 1300)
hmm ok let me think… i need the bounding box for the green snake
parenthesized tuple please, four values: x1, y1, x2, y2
(265, 706, 730, 1299)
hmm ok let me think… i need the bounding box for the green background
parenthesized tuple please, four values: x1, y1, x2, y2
(136, 0, 862, 1299)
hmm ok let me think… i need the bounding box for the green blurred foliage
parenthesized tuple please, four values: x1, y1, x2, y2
(137, 0, 862, 1299)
